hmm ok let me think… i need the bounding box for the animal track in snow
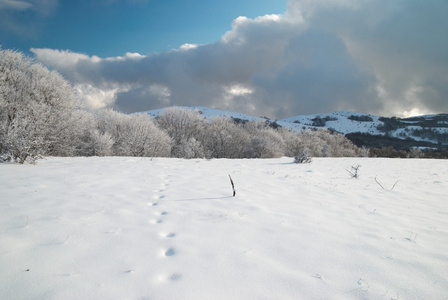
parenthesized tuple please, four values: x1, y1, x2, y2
(158, 232, 176, 239)
(151, 171, 170, 203)
(169, 273, 181, 281)
(153, 172, 179, 278)
(150, 219, 163, 224)
(153, 211, 167, 217)
(157, 272, 182, 283)
(163, 247, 176, 257)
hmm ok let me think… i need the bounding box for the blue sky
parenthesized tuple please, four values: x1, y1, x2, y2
(1, 0, 285, 56)
(1, 0, 448, 118)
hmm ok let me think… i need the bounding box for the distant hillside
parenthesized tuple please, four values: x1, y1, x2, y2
(279, 111, 448, 150)
(144, 106, 263, 122)
(143, 107, 448, 151)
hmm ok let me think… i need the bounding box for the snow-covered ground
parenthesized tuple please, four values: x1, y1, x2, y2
(1, 157, 447, 299)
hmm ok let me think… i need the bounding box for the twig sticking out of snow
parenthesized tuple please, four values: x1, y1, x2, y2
(391, 180, 399, 191)
(375, 176, 399, 190)
(228, 175, 236, 197)
(374, 176, 384, 189)
(405, 232, 418, 243)
(347, 165, 361, 178)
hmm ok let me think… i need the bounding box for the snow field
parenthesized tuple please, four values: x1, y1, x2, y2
(1, 157, 447, 299)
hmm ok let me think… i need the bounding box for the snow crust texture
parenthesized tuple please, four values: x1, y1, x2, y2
(1, 157, 447, 299)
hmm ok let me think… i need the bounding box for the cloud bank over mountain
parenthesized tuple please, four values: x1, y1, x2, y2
(31, 0, 448, 118)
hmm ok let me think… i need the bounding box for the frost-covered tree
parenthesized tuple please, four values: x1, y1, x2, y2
(0, 48, 81, 163)
(90, 129, 114, 156)
(156, 107, 206, 157)
(280, 128, 303, 157)
(70, 109, 115, 157)
(95, 109, 125, 144)
(314, 130, 358, 157)
(202, 117, 249, 158)
(280, 127, 363, 158)
(173, 137, 204, 159)
(96, 109, 172, 157)
(244, 121, 286, 158)
(122, 113, 172, 157)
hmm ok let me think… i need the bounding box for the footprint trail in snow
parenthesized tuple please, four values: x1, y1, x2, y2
(150, 170, 181, 283)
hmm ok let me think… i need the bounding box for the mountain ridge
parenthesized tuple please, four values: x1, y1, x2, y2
(142, 106, 448, 151)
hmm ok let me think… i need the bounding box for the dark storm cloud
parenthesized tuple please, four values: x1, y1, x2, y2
(31, 0, 448, 118)
(250, 29, 379, 117)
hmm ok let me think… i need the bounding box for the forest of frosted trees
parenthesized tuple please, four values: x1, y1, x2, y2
(0, 48, 366, 164)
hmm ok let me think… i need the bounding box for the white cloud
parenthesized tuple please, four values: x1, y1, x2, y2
(179, 43, 199, 51)
(221, 13, 290, 45)
(104, 52, 145, 62)
(0, 0, 33, 10)
(31, 48, 96, 69)
(75, 84, 120, 109)
(401, 107, 431, 118)
(124, 52, 144, 59)
(31, 0, 448, 118)
(0, 0, 58, 37)
(226, 84, 253, 96)
(148, 84, 170, 98)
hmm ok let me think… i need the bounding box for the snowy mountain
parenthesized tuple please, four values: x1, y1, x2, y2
(144, 106, 264, 123)
(280, 111, 448, 150)
(143, 107, 448, 150)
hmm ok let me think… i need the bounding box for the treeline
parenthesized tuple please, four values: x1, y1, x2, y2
(369, 146, 448, 159)
(0, 48, 366, 163)
(410, 128, 448, 144)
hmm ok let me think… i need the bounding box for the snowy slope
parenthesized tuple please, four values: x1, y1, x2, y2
(143, 107, 383, 134)
(143, 106, 264, 123)
(1, 157, 448, 299)
(280, 111, 448, 145)
(279, 111, 382, 135)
